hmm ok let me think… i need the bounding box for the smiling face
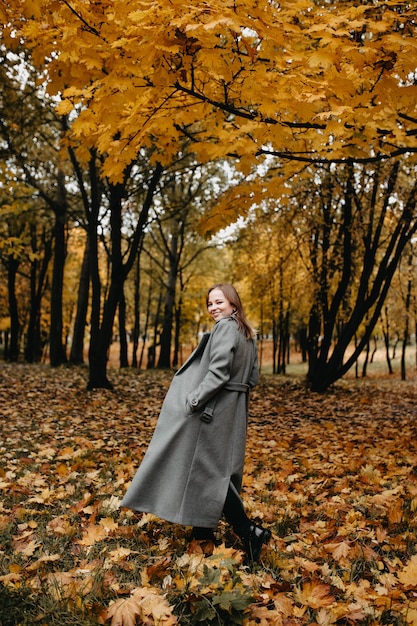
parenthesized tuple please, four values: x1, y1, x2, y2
(207, 288, 235, 322)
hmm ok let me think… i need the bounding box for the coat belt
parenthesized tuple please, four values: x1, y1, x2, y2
(224, 382, 250, 393)
(200, 381, 250, 423)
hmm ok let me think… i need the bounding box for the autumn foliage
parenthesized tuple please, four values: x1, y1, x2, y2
(2, 0, 417, 191)
(1, 364, 417, 625)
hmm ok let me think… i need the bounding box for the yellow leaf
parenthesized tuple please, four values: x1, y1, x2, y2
(77, 523, 108, 546)
(9, 563, 22, 574)
(13, 539, 40, 557)
(0, 572, 22, 585)
(105, 587, 178, 626)
(26, 554, 61, 572)
(22, 0, 43, 18)
(405, 608, 417, 626)
(324, 540, 351, 561)
(99, 517, 119, 533)
(46, 515, 76, 537)
(107, 547, 134, 562)
(307, 49, 338, 69)
(56, 100, 76, 116)
(295, 580, 335, 609)
(398, 554, 417, 588)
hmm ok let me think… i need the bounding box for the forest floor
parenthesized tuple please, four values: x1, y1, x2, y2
(1, 363, 417, 625)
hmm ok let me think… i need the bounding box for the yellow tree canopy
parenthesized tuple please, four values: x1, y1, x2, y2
(2, 0, 417, 183)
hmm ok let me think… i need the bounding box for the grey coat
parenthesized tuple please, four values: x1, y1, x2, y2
(120, 316, 259, 527)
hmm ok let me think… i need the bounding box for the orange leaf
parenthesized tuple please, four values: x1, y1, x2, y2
(294, 580, 335, 609)
(77, 523, 108, 546)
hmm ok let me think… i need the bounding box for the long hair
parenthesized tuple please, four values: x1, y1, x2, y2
(206, 284, 256, 340)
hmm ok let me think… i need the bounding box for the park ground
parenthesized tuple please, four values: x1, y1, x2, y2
(1, 362, 417, 625)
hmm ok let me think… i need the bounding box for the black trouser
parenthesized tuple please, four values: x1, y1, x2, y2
(192, 483, 251, 539)
(223, 482, 251, 537)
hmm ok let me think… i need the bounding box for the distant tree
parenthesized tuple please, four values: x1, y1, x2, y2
(0, 51, 75, 366)
(86, 164, 163, 389)
(146, 160, 225, 369)
(294, 161, 417, 391)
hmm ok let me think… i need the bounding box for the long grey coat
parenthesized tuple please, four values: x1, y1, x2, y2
(120, 316, 259, 527)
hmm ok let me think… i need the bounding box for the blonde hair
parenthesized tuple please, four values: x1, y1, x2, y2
(206, 284, 255, 339)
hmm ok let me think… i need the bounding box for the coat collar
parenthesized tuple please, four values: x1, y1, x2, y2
(174, 332, 211, 376)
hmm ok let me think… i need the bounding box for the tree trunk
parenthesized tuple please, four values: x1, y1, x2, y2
(119, 290, 129, 368)
(131, 252, 141, 368)
(87, 163, 162, 388)
(381, 307, 394, 375)
(69, 234, 91, 364)
(87, 182, 124, 389)
(401, 252, 413, 380)
(157, 233, 179, 368)
(25, 225, 53, 363)
(306, 164, 417, 392)
(172, 295, 182, 368)
(49, 170, 68, 367)
(139, 276, 153, 369)
(7, 257, 20, 362)
(149, 282, 164, 369)
(361, 337, 369, 378)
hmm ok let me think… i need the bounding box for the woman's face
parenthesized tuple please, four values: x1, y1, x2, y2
(207, 288, 235, 322)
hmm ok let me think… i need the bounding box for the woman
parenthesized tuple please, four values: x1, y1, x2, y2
(120, 283, 271, 562)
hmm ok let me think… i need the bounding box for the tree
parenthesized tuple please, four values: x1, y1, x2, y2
(86, 164, 163, 389)
(230, 211, 302, 373)
(3, 0, 417, 389)
(291, 160, 417, 391)
(144, 159, 227, 368)
(3, 0, 417, 190)
(24, 218, 53, 363)
(0, 50, 76, 366)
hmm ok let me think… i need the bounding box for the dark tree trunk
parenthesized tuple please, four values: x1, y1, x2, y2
(381, 307, 394, 375)
(119, 290, 129, 368)
(7, 257, 20, 362)
(158, 233, 179, 369)
(131, 253, 141, 368)
(139, 277, 153, 369)
(361, 338, 370, 378)
(88, 182, 125, 389)
(87, 163, 162, 388)
(49, 170, 68, 367)
(69, 234, 91, 364)
(148, 282, 164, 369)
(306, 163, 417, 392)
(172, 296, 182, 368)
(25, 225, 53, 363)
(401, 251, 413, 380)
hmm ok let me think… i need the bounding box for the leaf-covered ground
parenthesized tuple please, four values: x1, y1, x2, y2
(1, 363, 417, 626)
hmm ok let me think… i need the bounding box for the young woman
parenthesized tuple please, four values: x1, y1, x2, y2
(120, 283, 271, 562)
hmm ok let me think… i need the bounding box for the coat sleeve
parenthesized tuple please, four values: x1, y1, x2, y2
(186, 318, 238, 411)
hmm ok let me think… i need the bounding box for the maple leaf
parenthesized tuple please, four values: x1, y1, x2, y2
(105, 587, 178, 626)
(77, 523, 108, 546)
(26, 554, 61, 572)
(397, 554, 417, 588)
(12, 538, 40, 557)
(294, 580, 335, 610)
(324, 540, 351, 561)
(44, 570, 95, 600)
(249, 605, 284, 625)
(46, 515, 76, 537)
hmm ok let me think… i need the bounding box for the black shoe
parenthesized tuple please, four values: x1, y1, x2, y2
(243, 523, 271, 563)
